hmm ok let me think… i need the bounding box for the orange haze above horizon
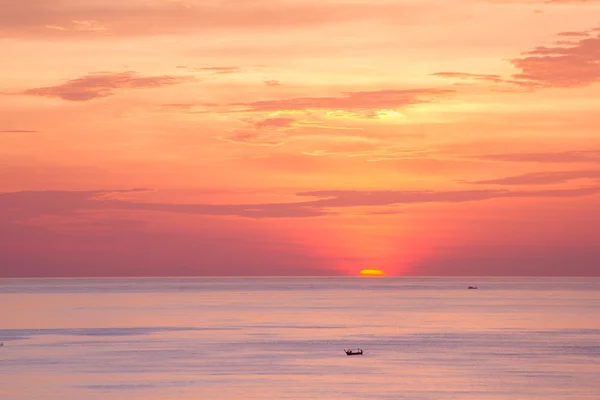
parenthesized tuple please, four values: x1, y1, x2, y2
(1, 0, 600, 277)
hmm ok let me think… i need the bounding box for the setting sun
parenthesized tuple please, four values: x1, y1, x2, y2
(359, 269, 386, 277)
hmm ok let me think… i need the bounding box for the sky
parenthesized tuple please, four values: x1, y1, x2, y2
(1, 0, 600, 277)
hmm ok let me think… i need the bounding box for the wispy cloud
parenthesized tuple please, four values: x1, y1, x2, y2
(71, 20, 108, 32)
(177, 66, 242, 74)
(194, 66, 242, 74)
(431, 71, 538, 87)
(469, 169, 600, 185)
(232, 89, 454, 113)
(45, 25, 67, 31)
(296, 187, 600, 208)
(475, 150, 600, 164)
(217, 117, 297, 146)
(3, 186, 600, 221)
(0, 129, 39, 133)
(253, 117, 296, 129)
(557, 30, 592, 37)
(431, 72, 505, 83)
(217, 131, 285, 147)
(302, 147, 431, 162)
(264, 80, 282, 87)
(17, 71, 194, 101)
(42, 20, 109, 34)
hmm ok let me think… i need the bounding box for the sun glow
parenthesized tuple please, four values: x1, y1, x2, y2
(359, 269, 385, 276)
(375, 109, 403, 119)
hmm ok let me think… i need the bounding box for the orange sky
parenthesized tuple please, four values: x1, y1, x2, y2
(1, 0, 600, 277)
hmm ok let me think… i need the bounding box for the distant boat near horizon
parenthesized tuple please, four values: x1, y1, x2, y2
(468, 286, 478, 290)
(345, 348, 363, 356)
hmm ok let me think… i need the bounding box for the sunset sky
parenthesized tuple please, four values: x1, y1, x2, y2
(1, 0, 600, 277)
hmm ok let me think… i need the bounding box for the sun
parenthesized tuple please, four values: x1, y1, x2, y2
(359, 269, 386, 277)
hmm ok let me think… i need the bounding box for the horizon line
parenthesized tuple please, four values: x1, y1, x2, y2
(2, 275, 599, 279)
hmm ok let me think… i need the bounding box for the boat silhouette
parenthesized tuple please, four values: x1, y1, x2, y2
(344, 348, 363, 356)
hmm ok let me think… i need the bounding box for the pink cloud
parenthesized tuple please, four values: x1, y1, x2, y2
(18, 71, 194, 101)
(557, 31, 591, 37)
(431, 27, 600, 89)
(511, 30, 600, 87)
(233, 89, 454, 112)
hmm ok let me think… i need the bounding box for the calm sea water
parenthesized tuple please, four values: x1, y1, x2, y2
(1, 277, 599, 400)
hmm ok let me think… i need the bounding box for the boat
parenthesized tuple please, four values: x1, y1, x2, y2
(345, 348, 363, 356)
(468, 286, 478, 290)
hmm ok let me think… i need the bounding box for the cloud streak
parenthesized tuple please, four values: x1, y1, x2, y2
(432, 72, 505, 83)
(3, 186, 600, 221)
(217, 131, 285, 147)
(194, 66, 242, 74)
(296, 187, 600, 208)
(232, 89, 454, 113)
(17, 71, 194, 101)
(0, 130, 39, 133)
(474, 150, 600, 164)
(469, 169, 600, 185)
(431, 71, 538, 87)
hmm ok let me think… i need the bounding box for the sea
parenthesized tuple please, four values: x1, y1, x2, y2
(1, 277, 599, 400)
